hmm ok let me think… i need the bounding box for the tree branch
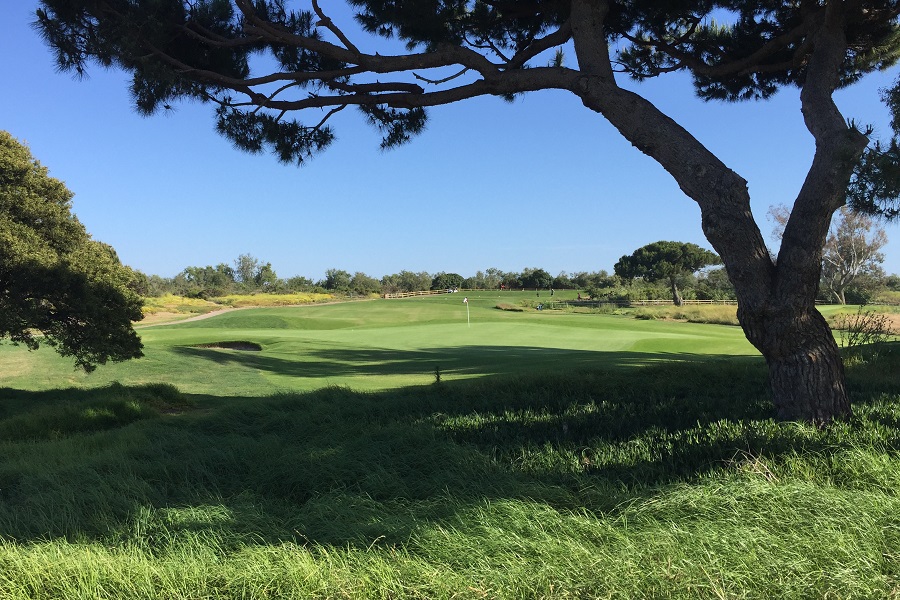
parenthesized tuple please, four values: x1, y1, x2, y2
(311, 0, 360, 55)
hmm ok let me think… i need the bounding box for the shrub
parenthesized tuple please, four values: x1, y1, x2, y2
(495, 303, 525, 312)
(835, 305, 897, 362)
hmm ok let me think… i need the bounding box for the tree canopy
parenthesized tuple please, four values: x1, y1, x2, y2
(770, 204, 888, 304)
(0, 131, 143, 371)
(33, 0, 900, 422)
(614, 241, 721, 306)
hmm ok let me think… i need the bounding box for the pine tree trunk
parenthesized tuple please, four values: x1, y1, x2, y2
(670, 280, 683, 306)
(739, 304, 850, 425)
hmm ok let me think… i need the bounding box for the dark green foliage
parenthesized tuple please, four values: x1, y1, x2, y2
(381, 270, 432, 293)
(615, 241, 721, 282)
(615, 240, 721, 305)
(38, 0, 900, 167)
(359, 105, 428, 150)
(615, 1, 900, 101)
(350, 271, 382, 295)
(431, 272, 464, 290)
(323, 268, 353, 292)
(215, 106, 336, 165)
(519, 267, 552, 289)
(0, 131, 143, 371)
(848, 138, 900, 221)
(180, 263, 236, 297)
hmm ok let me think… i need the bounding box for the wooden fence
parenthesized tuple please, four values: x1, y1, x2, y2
(382, 291, 739, 305)
(382, 289, 449, 299)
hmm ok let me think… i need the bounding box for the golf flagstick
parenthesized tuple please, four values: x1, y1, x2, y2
(463, 296, 469, 327)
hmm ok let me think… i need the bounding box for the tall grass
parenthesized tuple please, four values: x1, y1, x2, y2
(211, 292, 336, 307)
(141, 294, 223, 316)
(632, 305, 740, 325)
(1, 346, 900, 597)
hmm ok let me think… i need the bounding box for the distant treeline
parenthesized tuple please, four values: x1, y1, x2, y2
(132, 254, 900, 305)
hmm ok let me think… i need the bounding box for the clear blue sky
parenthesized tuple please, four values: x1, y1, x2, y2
(3, 2, 899, 281)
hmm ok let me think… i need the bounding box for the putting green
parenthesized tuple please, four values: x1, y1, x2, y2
(0, 293, 759, 395)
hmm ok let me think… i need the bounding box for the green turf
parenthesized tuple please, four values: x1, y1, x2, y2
(0, 292, 757, 395)
(3, 295, 898, 598)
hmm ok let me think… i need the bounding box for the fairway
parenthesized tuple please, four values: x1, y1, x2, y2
(0, 292, 757, 394)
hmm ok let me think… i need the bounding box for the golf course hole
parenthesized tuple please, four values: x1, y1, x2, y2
(193, 341, 263, 351)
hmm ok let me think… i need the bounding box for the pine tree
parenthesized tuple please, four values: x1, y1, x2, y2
(34, 0, 900, 423)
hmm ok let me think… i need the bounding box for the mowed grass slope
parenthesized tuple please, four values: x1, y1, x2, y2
(2, 295, 899, 598)
(0, 292, 756, 395)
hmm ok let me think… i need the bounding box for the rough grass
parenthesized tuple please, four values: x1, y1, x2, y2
(631, 305, 740, 325)
(211, 292, 335, 307)
(0, 345, 899, 598)
(494, 302, 525, 312)
(141, 294, 222, 316)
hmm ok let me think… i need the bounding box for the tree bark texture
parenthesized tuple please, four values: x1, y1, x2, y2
(739, 302, 850, 424)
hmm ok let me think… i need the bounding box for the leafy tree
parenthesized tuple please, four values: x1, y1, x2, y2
(520, 267, 552, 290)
(255, 262, 279, 290)
(390, 270, 431, 293)
(379, 273, 402, 295)
(500, 272, 521, 290)
(552, 271, 574, 289)
(323, 268, 352, 292)
(696, 268, 737, 302)
(615, 241, 721, 306)
(0, 130, 143, 371)
(284, 275, 317, 292)
(769, 205, 888, 305)
(234, 253, 260, 286)
(35, 0, 900, 422)
(350, 271, 381, 295)
(431, 272, 464, 290)
(180, 262, 237, 296)
(573, 270, 618, 292)
(464, 268, 505, 290)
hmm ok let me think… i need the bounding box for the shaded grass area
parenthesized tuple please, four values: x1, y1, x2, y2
(0, 383, 191, 442)
(1, 347, 900, 597)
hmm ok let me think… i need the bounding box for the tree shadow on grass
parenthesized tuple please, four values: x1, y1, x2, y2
(0, 348, 899, 553)
(172, 343, 743, 381)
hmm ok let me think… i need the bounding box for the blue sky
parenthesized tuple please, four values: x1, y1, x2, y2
(3, 2, 899, 281)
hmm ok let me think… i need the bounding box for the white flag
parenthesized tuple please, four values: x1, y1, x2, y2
(463, 297, 468, 303)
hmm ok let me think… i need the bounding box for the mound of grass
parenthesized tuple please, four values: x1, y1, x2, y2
(495, 302, 525, 312)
